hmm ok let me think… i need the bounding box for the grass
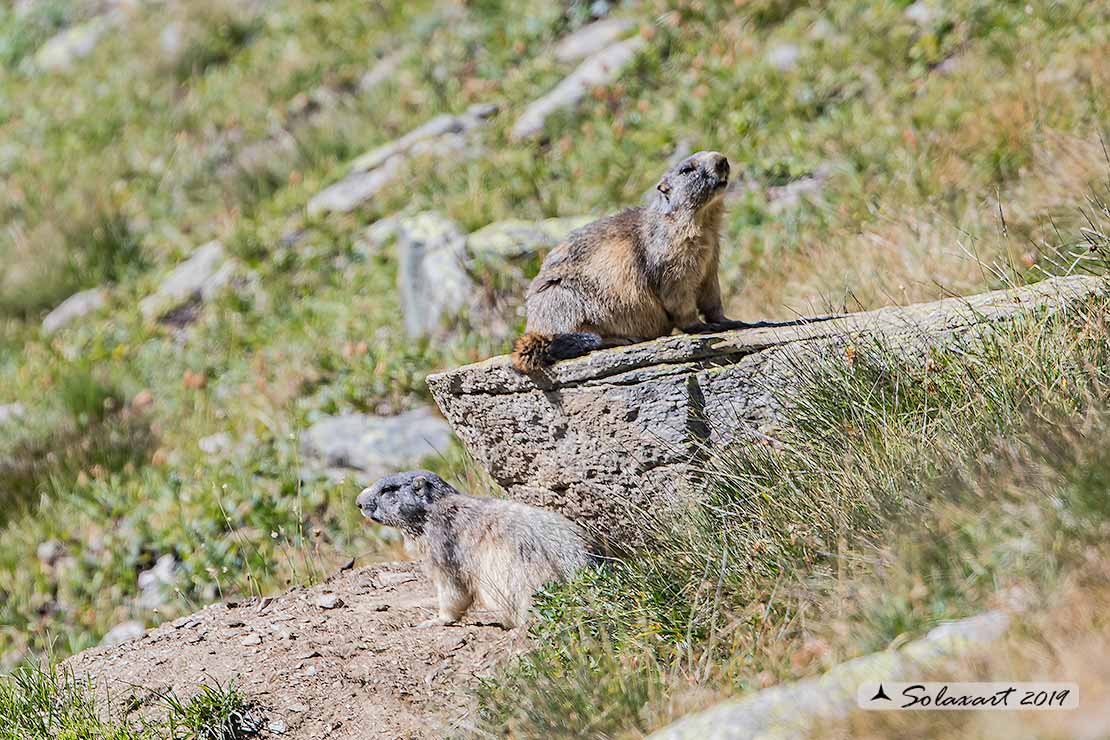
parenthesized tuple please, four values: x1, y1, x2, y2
(0, 663, 261, 740)
(0, 0, 1107, 734)
(474, 289, 1110, 737)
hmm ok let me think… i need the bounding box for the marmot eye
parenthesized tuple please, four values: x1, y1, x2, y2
(678, 165, 695, 175)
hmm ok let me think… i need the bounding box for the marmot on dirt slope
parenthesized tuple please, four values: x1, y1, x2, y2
(512, 150, 760, 372)
(357, 471, 593, 629)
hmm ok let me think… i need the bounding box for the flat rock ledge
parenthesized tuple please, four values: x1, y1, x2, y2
(427, 276, 1107, 545)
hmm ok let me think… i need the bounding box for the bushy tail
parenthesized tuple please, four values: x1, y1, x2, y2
(511, 332, 603, 372)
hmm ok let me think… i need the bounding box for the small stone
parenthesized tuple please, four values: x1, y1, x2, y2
(101, 621, 145, 647)
(139, 241, 231, 321)
(288, 703, 309, 713)
(905, 1, 935, 25)
(315, 594, 343, 610)
(241, 634, 262, 646)
(42, 288, 107, 334)
(767, 43, 801, 72)
(36, 540, 64, 567)
(511, 37, 645, 141)
(198, 432, 231, 456)
(0, 403, 25, 425)
(553, 18, 633, 62)
(267, 719, 286, 734)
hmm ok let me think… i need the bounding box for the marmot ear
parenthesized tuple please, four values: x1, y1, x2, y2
(411, 475, 428, 492)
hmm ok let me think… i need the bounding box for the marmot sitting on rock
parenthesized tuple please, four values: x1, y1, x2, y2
(357, 471, 593, 629)
(512, 150, 759, 372)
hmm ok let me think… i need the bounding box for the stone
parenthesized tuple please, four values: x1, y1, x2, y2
(241, 634, 262, 646)
(466, 216, 593, 261)
(139, 241, 231, 321)
(198, 432, 232, 456)
(426, 276, 1107, 546)
(42, 288, 107, 334)
(307, 104, 495, 216)
(35, 15, 117, 72)
(300, 406, 454, 478)
(767, 43, 801, 72)
(553, 18, 634, 63)
(349, 103, 497, 174)
(395, 212, 473, 338)
(100, 621, 145, 647)
(649, 611, 1010, 739)
(511, 36, 646, 141)
(315, 594, 343, 610)
(0, 403, 26, 425)
(137, 554, 177, 610)
(36, 540, 64, 567)
(307, 157, 404, 217)
(905, 1, 935, 25)
(360, 50, 404, 93)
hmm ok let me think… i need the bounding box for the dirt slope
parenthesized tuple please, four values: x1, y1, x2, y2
(63, 561, 522, 738)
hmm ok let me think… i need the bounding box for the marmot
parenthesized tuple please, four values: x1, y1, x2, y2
(356, 471, 593, 629)
(512, 150, 755, 372)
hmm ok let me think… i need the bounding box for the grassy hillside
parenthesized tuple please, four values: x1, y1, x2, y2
(1, 0, 1108, 735)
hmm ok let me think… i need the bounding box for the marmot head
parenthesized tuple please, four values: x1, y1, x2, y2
(356, 470, 455, 535)
(650, 151, 730, 218)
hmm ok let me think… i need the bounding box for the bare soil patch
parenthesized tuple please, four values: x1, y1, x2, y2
(64, 561, 522, 738)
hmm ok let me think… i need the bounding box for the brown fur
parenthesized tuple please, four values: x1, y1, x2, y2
(511, 151, 738, 372)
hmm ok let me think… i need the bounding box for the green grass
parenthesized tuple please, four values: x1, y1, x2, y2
(0, 0, 1108, 733)
(0, 663, 261, 740)
(475, 293, 1110, 737)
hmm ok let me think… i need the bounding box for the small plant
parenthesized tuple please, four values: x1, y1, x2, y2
(162, 682, 264, 740)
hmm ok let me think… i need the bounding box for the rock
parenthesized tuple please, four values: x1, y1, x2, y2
(137, 554, 177, 610)
(315, 594, 343, 610)
(360, 50, 404, 93)
(905, 1, 935, 25)
(35, 15, 117, 72)
(395, 212, 473, 338)
(139, 241, 232, 321)
(767, 43, 801, 72)
(511, 36, 646, 141)
(241, 634, 262, 646)
(42, 288, 107, 334)
(267, 719, 286, 734)
(553, 18, 634, 62)
(300, 406, 454, 478)
(198, 432, 232, 456)
(307, 104, 497, 217)
(349, 103, 497, 174)
(36, 540, 64, 567)
(100, 621, 145, 647)
(426, 276, 1107, 546)
(0, 403, 26, 425)
(307, 158, 405, 217)
(466, 216, 593, 261)
(649, 611, 1010, 739)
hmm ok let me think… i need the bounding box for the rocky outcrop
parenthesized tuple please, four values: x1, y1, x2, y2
(650, 611, 1010, 739)
(427, 276, 1107, 545)
(511, 35, 646, 141)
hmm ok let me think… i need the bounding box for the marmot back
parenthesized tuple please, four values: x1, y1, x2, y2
(357, 470, 593, 628)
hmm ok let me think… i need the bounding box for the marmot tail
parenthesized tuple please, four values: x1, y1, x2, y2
(511, 332, 603, 372)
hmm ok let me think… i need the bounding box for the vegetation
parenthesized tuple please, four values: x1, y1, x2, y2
(0, 0, 1108, 735)
(0, 664, 260, 740)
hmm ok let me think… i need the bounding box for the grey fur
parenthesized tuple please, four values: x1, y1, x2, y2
(357, 471, 593, 628)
